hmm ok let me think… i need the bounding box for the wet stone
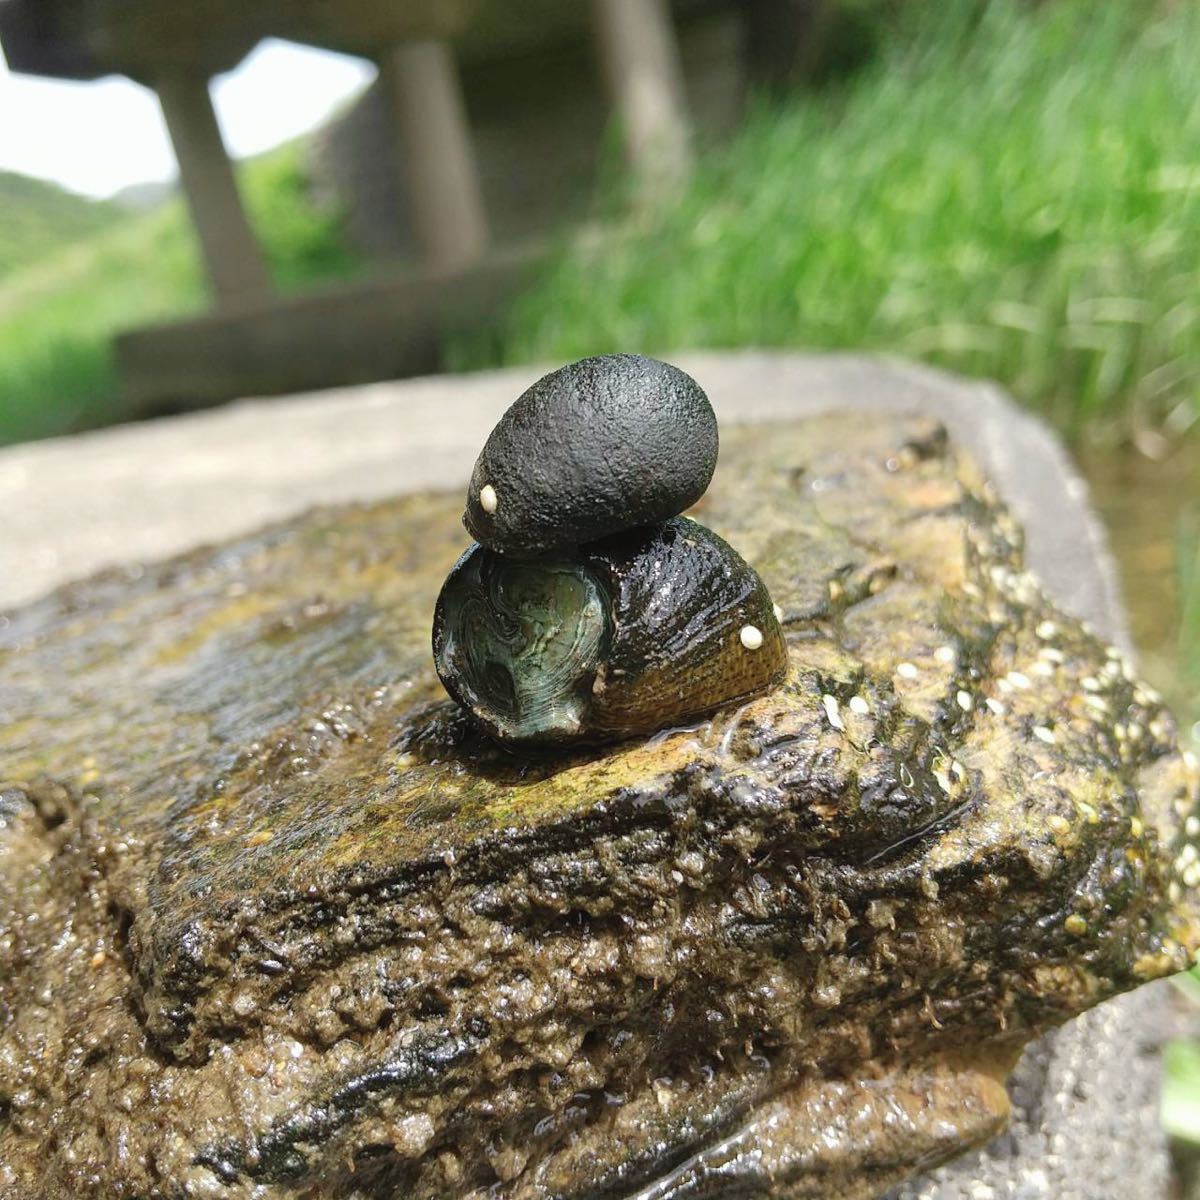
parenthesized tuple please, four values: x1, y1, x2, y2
(1, 414, 1199, 1200)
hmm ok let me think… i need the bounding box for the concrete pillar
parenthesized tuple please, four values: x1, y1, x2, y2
(383, 39, 489, 273)
(592, 0, 693, 197)
(155, 70, 272, 309)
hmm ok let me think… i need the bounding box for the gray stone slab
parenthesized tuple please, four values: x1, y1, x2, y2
(0, 352, 1120, 631)
(0, 351, 1166, 1198)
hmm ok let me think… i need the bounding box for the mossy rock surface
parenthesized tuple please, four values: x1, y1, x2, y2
(1, 414, 1197, 1199)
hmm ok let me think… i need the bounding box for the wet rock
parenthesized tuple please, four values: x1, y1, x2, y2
(1, 414, 1198, 1200)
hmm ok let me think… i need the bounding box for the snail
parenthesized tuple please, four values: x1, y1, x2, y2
(433, 517, 787, 746)
(434, 355, 786, 749)
(463, 353, 718, 558)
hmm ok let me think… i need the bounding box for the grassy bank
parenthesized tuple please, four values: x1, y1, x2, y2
(460, 0, 1200, 445)
(0, 144, 358, 445)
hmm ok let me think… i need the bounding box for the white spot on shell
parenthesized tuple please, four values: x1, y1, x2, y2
(1007, 671, 1032, 690)
(1032, 725, 1057, 744)
(1036, 620, 1058, 640)
(897, 662, 919, 679)
(822, 694, 845, 731)
(740, 624, 764, 650)
(849, 695, 870, 715)
(479, 484, 498, 514)
(985, 697, 1006, 716)
(934, 646, 956, 664)
(956, 690, 973, 712)
(772, 603, 783, 622)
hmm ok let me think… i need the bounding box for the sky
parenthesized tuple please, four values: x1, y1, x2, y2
(0, 39, 375, 199)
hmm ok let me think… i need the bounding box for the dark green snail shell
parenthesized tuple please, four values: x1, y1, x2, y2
(463, 354, 719, 559)
(433, 517, 787, 747)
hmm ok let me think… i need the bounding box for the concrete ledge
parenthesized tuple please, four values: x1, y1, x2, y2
(3, 350, 1120, 637)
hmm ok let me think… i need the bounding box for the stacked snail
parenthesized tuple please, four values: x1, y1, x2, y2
(433, 354, 788, 748)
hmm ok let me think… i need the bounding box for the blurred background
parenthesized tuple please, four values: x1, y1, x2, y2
(2, 0, 1200, 1181)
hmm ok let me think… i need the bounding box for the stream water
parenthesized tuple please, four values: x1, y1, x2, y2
(1077, 442, 1200, 743)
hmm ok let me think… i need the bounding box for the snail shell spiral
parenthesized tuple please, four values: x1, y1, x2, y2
(433, 518, 787, 747)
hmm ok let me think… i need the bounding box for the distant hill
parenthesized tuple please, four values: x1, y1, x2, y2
(0, 171, 123, 279)
(111, 178, 176, 212)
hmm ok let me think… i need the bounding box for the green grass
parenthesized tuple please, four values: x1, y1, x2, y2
(1177, 504, 1200, 738)
(0, 142, 359, 445)
(457, 0, 1200, 444)
(0, 171, 123, 279)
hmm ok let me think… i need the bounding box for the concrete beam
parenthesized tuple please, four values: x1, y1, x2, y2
(114, 249, 538, 414)
(156, 69, 272, 308)
(383, 39, 489, 272)
(592, 0, 692, 197)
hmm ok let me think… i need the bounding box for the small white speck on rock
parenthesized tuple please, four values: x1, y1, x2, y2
(479, 484, 498, 514)
(740, 624, 764, 650)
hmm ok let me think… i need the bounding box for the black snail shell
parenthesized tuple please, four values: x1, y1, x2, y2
(464, 353, 718, 559)
(433, 518, 787, 747)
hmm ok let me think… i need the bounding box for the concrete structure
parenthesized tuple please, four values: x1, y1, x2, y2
(0, 0, 695, 305)
(0, 0, 710, 412)
(592, 0, 693, 197)
(0, 0, 475, 293)
(114, 11, 745, 413)
(154, 68, 274, 308)
(0, 353, 1171, 1197)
